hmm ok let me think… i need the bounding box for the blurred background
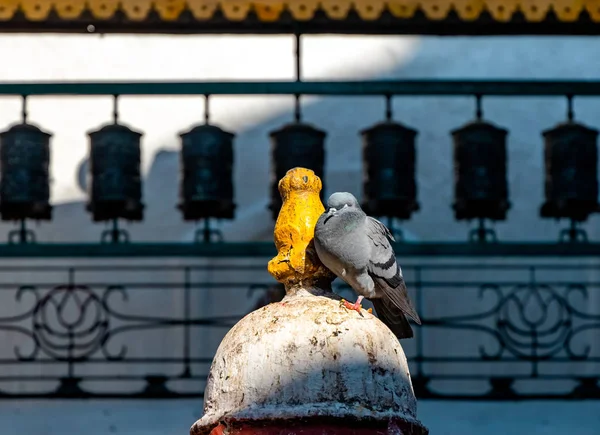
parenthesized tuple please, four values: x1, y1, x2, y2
(0, 3, 599, 434)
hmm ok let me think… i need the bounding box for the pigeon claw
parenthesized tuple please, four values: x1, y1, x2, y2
(341, 295, 365, 314)
(343, 299, 361, 313)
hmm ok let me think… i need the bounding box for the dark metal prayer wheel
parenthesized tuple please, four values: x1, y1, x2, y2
(0, 123, 52, 221)
(178, 124, 235, 220)
(361, 121, 419, 220)
(540, 121, 600, 221)
(86, 123, 144, 222)
(451, 120, 511, 221)
(269, 122, 326, 220)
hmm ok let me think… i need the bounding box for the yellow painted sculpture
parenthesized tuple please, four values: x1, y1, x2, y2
(267, 167, 335, 290)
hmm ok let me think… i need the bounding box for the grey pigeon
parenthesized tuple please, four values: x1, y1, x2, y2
(314, 192, 421, 339)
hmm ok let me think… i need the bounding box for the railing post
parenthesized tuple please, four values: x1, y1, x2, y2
(190, 167, 428, 435)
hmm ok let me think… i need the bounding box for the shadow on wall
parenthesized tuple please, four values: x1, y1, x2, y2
(76, 158, 87, 193)
(4, 36, 600, 243)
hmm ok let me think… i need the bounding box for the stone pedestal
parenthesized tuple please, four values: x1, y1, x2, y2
(190, 167, 428, 435)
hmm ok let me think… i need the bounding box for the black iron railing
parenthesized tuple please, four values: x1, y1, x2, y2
(3, 79, 600, 95)
(0, 257, 597, 399)
(0, 78, 597, 399)
(0, 242, 599, 257)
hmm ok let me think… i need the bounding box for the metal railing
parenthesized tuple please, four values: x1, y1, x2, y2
(3, 78, 600, 95)
(0, 78, 597, 399)
(0, 257, 597, 400)
(0, 242, 599, 257)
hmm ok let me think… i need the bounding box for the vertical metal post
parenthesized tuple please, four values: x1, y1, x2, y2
(294, 33, 302, 83)
(477, 217, 486, 241)
(67, 267, 75, 378)
(475, 94, 483, 120)
(566, 94, 574, 121)
(204, 94, 210, 124)
(21, 95, 28, 123)
(112, 218, 119, 243)
(415, 266, 423, 378)
(202, 93, 213, 242)
(528, 266, 539, 378)
(294, 33, 302, 122)
(112, 94, 119, 123)
(385, 94, 393, 121)
(183, 267, 191, 377)
(18, 219, 27, 244)
(203, 218, 211, 243)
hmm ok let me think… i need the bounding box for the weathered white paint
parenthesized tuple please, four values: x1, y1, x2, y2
(193, 288, 420, 434)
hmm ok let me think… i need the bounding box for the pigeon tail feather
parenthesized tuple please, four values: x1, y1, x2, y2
(370, 269, 421, 325)
(372, 299, 414, 339)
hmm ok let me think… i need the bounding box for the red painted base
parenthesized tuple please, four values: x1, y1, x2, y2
(207, 418, 428, 435)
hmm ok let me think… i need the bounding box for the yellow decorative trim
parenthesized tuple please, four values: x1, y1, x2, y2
(220, 0, 251, 20)
(187, 0, 219, 19)
(154, 0, 187, 20)
(388, 0, 420, 18)
(0, 0, 19, 20)
(519, 0, 552, 21)
(321, 0, 351, 19)
(254, 0, 285, 21)
(420, 1, 452, 20)
(552, 0, 584, 21)
(453, 0, 485, 21)
(287, 0, 318, 20)
(53, 0, 85, 18)
(587, 0, 600, 20)
(0, 0, 596, 22)
(20, 1, 52, 21)
(121, 0, 152, 20)
(87, 0, 119, 19)
(355, 0, 386, 20)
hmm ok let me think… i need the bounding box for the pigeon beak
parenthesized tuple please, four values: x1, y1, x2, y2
(323, 207, 337, 224)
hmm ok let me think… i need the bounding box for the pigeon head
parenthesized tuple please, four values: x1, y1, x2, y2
(322, 192, 363, 225)
(326, 192, 360, 212)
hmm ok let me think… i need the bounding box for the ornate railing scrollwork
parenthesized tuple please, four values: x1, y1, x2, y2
(0, 261, 596, 399)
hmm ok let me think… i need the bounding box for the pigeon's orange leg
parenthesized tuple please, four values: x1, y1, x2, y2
(340, 296, 373, 314)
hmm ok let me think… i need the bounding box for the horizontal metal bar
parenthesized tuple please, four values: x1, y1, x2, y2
(0, 242, 599, 257)
(0, 242, 274, 258)
(0, 263, 591, 271)
(0, 357, 596, 364)
(0, 373, 590, 380)
(1, 79, 600, 96)
(2, 14, 600, 37)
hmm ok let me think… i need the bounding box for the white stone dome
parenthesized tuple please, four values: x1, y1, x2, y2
(191, 288, 423, 434)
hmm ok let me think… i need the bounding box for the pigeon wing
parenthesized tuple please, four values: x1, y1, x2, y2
(372, 298, 414, 339)
(366, 217, 421, 324)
